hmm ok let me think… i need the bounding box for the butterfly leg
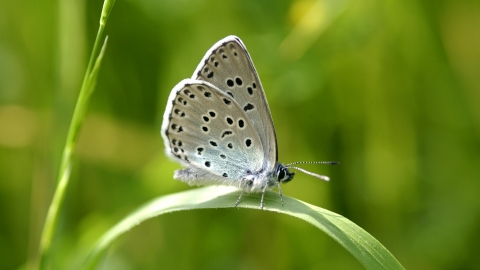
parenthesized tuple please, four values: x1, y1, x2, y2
(276, 182, 284, 206)
(260, 184, 269, 210)
(234, 190, 244, 207)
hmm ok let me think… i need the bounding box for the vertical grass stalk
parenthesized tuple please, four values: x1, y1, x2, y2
(38, 0, 116, 269)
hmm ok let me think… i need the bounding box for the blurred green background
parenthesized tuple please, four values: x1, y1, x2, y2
(1, 0, 480, 269)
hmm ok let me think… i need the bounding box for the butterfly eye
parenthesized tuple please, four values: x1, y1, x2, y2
(277, 166, 294, 183)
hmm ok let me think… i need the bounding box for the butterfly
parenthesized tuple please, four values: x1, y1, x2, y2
(161, 36, 336, 209)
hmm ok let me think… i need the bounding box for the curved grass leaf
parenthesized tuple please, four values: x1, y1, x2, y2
(82, 186, 404, 269)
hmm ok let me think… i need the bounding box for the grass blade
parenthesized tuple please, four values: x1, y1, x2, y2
(38, 1, 115, 268)
(82, 186, 404, 270)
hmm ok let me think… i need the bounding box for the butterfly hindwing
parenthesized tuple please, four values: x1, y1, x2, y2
(192, 36, 278, 170)
(161, 79, 265, 181)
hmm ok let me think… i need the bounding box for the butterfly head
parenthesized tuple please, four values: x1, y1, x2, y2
(275, 164, 295, 184)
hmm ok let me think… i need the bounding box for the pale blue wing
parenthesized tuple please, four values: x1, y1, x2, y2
(161, 79, 265, 181)
(192, 36, 277, 171)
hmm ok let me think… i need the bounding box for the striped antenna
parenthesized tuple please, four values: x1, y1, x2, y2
(286, 161, 339, 166)
(285, 161, 339, 182)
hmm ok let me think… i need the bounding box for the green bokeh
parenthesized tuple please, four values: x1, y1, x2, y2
(1, 0, 479, 269)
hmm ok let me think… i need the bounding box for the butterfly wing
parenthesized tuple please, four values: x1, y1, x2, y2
(161, 79, 265, 182)
(192, 36, 278, 171)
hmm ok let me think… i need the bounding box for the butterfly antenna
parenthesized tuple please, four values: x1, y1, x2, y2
(285, 161, 339, 166)
(287, 166, 331, 181)
(285, 161, 339, 182)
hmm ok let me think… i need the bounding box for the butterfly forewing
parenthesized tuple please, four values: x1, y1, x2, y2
(193, 36, 277, 170)
(162, 79, 265, 180)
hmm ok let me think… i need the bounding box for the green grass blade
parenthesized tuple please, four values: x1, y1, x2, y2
(82, 186, 404, 270)
(38, 1, 115, 268)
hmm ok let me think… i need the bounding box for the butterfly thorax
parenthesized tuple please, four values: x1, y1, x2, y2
(241, 163, 295, 192)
